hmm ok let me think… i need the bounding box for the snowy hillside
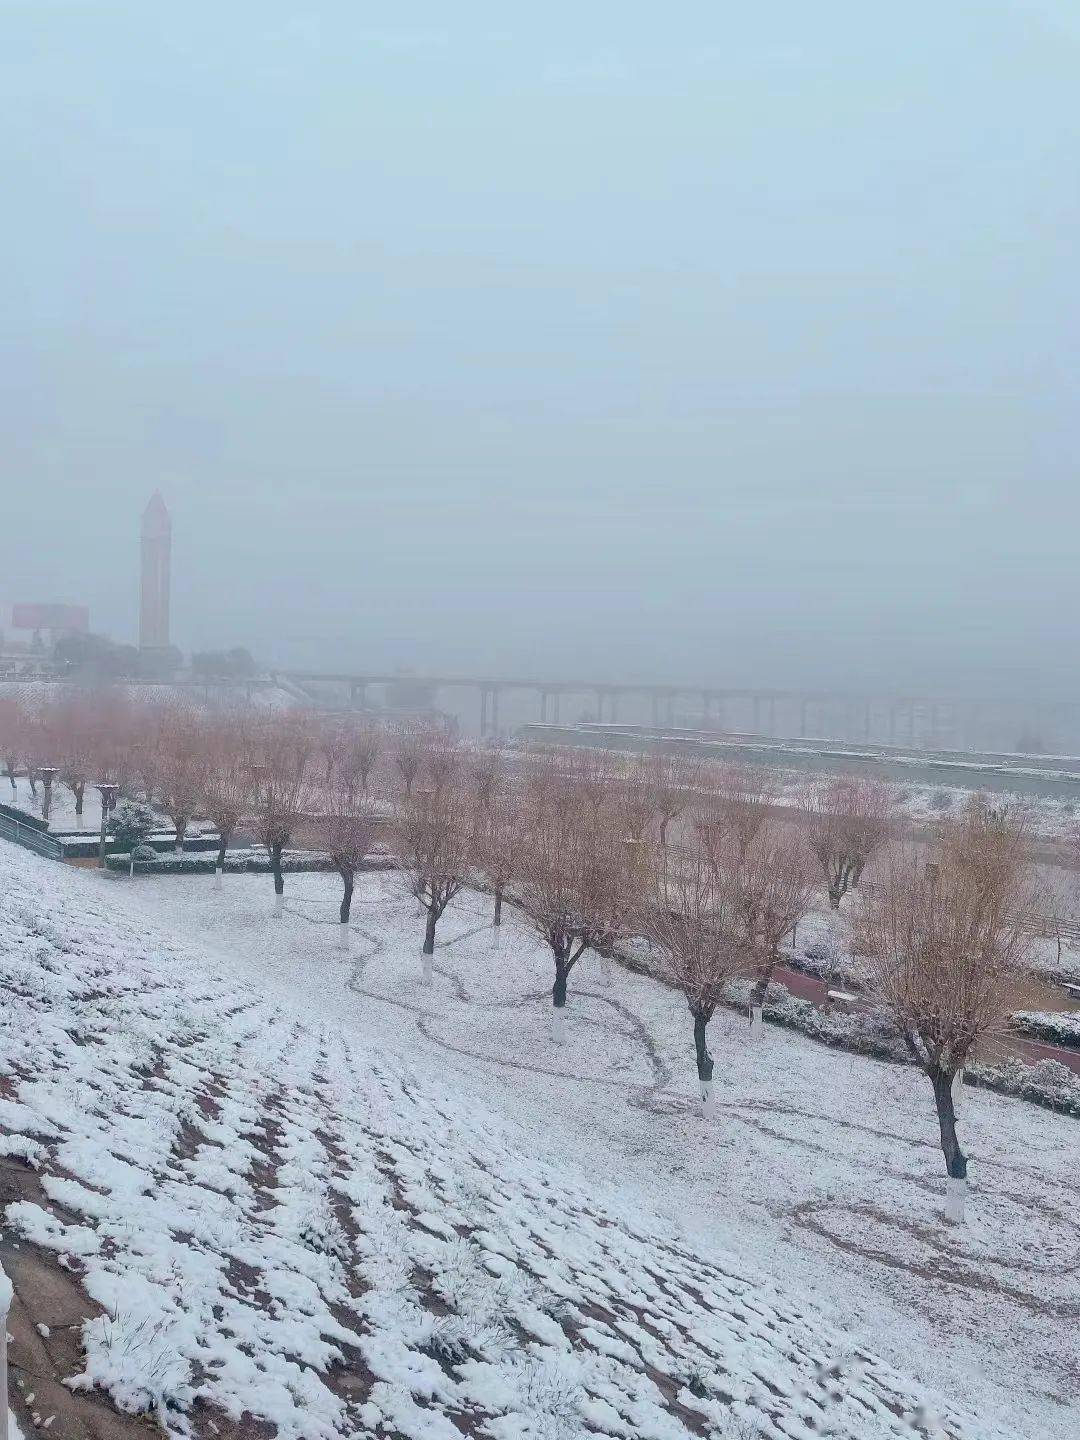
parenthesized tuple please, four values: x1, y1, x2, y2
(0, 849, 1070, 1438)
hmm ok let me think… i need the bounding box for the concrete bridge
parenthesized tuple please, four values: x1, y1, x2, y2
(274, 670, 1080, 751)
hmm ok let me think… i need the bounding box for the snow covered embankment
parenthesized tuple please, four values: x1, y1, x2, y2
(0, 845, 999, 1439)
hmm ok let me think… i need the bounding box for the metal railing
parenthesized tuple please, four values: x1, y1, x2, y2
(0, 810, 65, 861)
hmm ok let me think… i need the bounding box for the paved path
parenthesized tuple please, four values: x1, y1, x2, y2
(772, 963, 1080, 1075)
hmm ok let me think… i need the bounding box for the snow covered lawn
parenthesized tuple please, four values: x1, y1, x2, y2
(0, 849, 1075, 1438)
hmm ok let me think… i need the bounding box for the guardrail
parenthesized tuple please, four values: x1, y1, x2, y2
(858, 877, 1080, 945)
(0, 809, 65, 861)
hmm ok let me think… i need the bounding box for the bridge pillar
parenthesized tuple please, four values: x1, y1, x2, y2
(768, 698, 776, 736)
(888, 704, 897, 746)
(799, 698, 808, 738)
(752, 695, 762, 733)
(652, 692, 660, 727)
(491, 687, 501, 737)
(479, 687, 490, 737)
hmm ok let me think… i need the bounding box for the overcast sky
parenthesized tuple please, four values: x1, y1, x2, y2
(2, 2, 1077, 696)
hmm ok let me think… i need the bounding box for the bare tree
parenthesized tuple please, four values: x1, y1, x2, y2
(714, 765, 777, 862)
(252, 713, 316, 909)
(0, 697, 24, 792)
(650, 751, 696, 848)
(514, 793, 633, 1041)
(393, 724, 429, 800)
(859, 797, 1034, 1221)
(801, 776, 892, 908)
(1037, 868, 1079, 969)
(397, 778, 472, 984)
(324, 770, 378, 945)
(425, 728, 461, 798)
(349, 722, 383, 797)
(638, 838, 748, 1112)
(49, 691, 94, 820)
(739, 823, 816, 1028)
(472, 771, 523, 935)
(566, 747, 617, 827)
(618, 754, 661, 843)
(202, 720, 254, 882)
(466, 745, 504, 817)
(151, 706, 207, 852)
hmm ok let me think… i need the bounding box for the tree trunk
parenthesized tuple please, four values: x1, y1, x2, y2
(693, 1010, 714, 1083)
(27, 772, 37, 797)
(693, 1009, 716, 1111)
(552, 959, 569, 1009)
(175, 817, 188, 853)
(751, 963, 774, 1009)
(493, 889, 503, 926)
(659, 816, 670, 848)
(551, 957, 570, 1041)
(73, 782, 85, 816)
(828, 883, 842, 909)
(931, 1070, 967, 1180)
(423, 906, 438, 955)
(271, 842, 285, 897)
(216, 838, 227, 870)
(340, 871, 354, 924)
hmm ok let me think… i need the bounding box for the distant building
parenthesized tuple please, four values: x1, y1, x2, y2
(140, 492, 172, 650)
(2, 602, 89, 653)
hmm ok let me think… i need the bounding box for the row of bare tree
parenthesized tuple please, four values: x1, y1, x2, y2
(0, 694, 1037, 1216)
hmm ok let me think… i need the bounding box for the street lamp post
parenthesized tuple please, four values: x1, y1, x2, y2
(95, 783, 119, 865)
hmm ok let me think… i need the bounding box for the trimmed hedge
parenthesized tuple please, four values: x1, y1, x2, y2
(968, 1057, 1080, 1117)
(1009, 1010, 1080, 1051)
(0, 799, 49, 833)
(106, 849, 397, 876)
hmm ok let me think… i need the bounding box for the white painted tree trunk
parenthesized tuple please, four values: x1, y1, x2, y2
(601, 953, 613, 987)
(700, 1079, 715, 1115)
(0, 1259, 11, 1440)
(551, 1006, 566, 1043)
(945, 1177, 967, 1223)
(129, 855, 135, 878)
(749, 1004, 763, 1040)
(213, 865, 223, 889)
(490, 925, 503, 951)
(951, 1067, 965, 1117)
(422, 952, 434, 987)
(274, 892, 284, 914)
(337, 923, 349, 951)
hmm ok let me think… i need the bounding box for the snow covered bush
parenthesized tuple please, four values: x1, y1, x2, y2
(969, 1057, 1080, 1116)
(105, 848, 340, 875)
(107, 800, 155, 851)
(1009, 1010, 1080, 1050)
(726, 979, 909, 1063)
(788, 938, 865, 988)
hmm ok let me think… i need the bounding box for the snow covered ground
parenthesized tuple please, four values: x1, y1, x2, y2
(0, 848, 1075, 1438)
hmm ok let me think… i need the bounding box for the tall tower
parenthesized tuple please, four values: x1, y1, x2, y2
(139, 491, 172, 650)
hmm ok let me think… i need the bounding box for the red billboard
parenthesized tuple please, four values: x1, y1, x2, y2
(11, 603, 90, 633)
